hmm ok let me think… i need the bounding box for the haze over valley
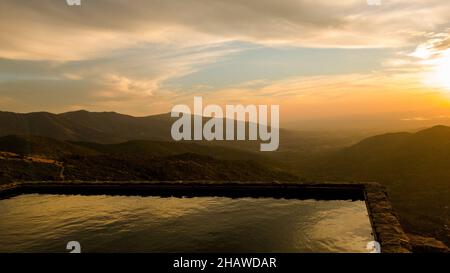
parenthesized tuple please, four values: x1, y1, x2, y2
(0, 110, 448, 249)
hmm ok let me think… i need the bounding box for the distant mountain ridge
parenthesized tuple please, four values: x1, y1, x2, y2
(310, 125, 450, 181)
(0, 110, 362, 153)
(0, 110, 173, 143)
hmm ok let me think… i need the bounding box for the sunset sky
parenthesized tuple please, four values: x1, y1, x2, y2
(0, 0, 450, 129)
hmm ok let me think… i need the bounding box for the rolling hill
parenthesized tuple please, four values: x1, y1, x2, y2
(0, 135, 99, 159)
(0, 135, 264, 161)
(0, 110, 173, 143)
(0, 135, 297, 183)
(0, 110, 362, 154)
(304, 125, 450, 246)
(307, 125, 450, 185)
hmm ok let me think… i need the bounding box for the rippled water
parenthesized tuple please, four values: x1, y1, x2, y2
(0, 194, 373, 253)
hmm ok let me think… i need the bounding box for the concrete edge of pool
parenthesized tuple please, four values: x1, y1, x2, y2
(0, 181, 412, 253)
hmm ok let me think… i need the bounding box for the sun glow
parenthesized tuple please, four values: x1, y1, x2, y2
(433, 52, 450, 90)
(424, 50, 450, 91)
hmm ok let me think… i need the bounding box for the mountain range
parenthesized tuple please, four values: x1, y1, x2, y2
(0, 110, 173, 143)
(0, 109, 448, 248)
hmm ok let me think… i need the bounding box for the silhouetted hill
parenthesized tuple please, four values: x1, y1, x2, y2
(346, 125, 450, 156)
(0, 110, 173, 143)
(0, 134, 263, 161)
(0, 110, 268, 144)
(305, 125, 450, 245)
(0, 135, 297, 183)
(0, 135, 98, 159)
(62, 153, 296, 182)
(0, 110, 363, 154)
(71, 139, 263, 161)
(310, 126, 450, 183)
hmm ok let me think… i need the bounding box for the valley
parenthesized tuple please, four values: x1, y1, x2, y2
(0, 110, 448, 250)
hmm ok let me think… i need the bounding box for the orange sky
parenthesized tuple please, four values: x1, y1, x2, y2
(0, 0, 449, 129)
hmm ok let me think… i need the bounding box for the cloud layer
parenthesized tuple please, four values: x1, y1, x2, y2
(1, 0, 449, 60)
(0, 0, 450, 125)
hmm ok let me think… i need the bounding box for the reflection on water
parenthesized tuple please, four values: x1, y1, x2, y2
(0, 194, 373, 253)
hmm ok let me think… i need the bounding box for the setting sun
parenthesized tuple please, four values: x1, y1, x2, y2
(424, 50, 450, 91)
(433, 52, 450, 90)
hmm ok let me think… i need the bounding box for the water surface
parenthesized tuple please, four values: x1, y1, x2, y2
(0, 194, 373, 253)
